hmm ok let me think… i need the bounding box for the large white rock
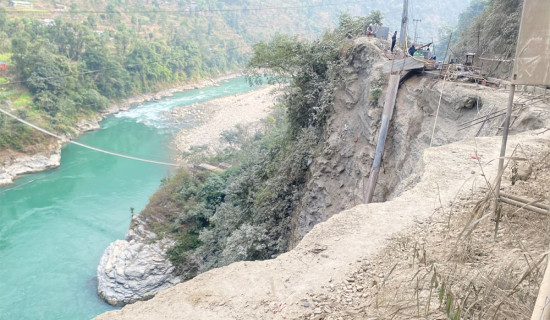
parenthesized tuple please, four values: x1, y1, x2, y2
(0, 149, 61, 186)
(97, 238, 180, 306)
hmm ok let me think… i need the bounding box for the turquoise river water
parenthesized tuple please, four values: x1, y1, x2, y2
(0, 77, 256, 320)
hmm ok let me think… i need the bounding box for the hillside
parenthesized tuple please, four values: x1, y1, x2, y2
(444, 0, 523, 78)
(94, 25, 550, 312)
(3, 1, 549, 318)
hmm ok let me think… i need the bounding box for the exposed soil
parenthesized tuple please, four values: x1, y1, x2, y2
(94, 37, 550, 319)
(291, 37, 550, 243)
(299, 139, 550, 320)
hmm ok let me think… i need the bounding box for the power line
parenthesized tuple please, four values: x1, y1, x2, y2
(0, 106, 180, 167)
(6, 1, 368, 15)
(413, 18, 421, 43)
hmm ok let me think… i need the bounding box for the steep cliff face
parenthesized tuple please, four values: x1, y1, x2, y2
(290, 38, 549, 240)
(94, 128, 550, 320)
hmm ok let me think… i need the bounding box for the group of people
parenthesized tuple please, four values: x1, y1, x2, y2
(390, 31, 430, 59)
(390, 31, 414, 55)
(370, 28, 432, 60)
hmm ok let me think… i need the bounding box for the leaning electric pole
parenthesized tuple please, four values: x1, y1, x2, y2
(399, 0, 408, 47)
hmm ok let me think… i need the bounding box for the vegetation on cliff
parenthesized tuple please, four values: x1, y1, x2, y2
(136, 14, 377, 278)
(152, 0, 528, 279)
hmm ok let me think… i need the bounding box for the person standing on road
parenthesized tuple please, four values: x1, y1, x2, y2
(391, 31, 397, 53)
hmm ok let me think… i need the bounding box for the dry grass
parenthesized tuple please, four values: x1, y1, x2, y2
(299, 144, 550, 320)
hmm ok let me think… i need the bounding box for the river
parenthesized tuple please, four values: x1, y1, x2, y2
(0, 77, 256, 320)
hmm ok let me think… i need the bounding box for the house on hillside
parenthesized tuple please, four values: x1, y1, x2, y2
(54, 3, 67, 11)
(0, 62, 7, 71)
(9, 1, 33, 8)
(41, 19, 55, 26)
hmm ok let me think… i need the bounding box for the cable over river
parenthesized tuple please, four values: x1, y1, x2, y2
(0, 77, 257, 320)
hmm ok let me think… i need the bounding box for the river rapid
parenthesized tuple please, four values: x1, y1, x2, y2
(0, 78, 256, 320)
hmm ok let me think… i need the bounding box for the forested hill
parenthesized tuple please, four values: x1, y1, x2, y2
(0, 0, 466, 153)
(452, 0, 523, 78)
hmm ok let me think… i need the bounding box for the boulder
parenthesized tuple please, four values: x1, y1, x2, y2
(0, 149, 61, 186)
(517, 162, 532, 181)
(97, 239, 180, 306)
(77, 119, 100, 132)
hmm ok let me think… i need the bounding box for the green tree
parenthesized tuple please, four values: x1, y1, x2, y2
(0, 7, 7, 30)
(86, 14, 98, 29)
(366, 10, 384, 25)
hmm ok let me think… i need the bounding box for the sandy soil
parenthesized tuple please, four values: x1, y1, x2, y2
(168, 84, 280, 157)
(94, 124, 550, 320)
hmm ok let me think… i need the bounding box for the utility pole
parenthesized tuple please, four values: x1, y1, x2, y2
(413, 19, 422, 43)
(399, 0, 408, 47)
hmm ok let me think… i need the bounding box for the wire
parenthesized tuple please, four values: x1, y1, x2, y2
(0, 106, 180, 167)
(430, 64, 452, 147)
(6, 1, 368, 15)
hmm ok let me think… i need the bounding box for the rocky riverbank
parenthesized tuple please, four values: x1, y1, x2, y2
(0, 144, 61, 186)
(0, 72, 242, 187)
(97, 214, 181, 306)
(170, 84, 280, 156)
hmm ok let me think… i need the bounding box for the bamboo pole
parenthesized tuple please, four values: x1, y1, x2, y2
(499, 197, 549, 216)
(458, 105, 521, 127)
(364, 73, 401, 204)
(501, 193, 550, 211)
(531, 245, 550, 320)
(494, 84, 516, 219)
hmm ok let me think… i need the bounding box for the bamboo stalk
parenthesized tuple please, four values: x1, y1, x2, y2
(501, 193, 550, 211)
(499, 197, 548, 215)
(531, 245, 550, 320)
(458, 106, 520, 127)
(458, 112, 509, 131)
